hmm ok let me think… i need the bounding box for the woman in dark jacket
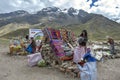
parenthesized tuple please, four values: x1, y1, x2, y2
(30, 37, 36, 53)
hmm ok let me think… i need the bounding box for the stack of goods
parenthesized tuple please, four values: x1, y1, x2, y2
(114, 42, 120, 54)
(41, 43, 62, 65)
(9, 44, 22, 54)
(60, 28, 68, 42)
(9, 39, 21, 54)
(50, 29, 61, 40)
(67, 30, 76, 44)
(50, 40, 65, 57)
(41, 27, 78, 77)
(59, 44, 73, 61)
(91, 41, 120, 60)
(43, 27, 62, 43)
(60, 28, 76, 45)
(42, 27, 74, 60)
(59, 61, 79, 78)
(41, 44, 79, 78)
(9, 39, 28, 55)
(41, 43, 73, 64)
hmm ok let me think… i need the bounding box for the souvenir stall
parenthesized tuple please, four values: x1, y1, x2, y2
(41, 27, 79, 77)
(9, 38, 28, 55)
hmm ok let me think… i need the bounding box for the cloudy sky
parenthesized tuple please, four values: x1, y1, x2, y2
(0, 0, 120, 22)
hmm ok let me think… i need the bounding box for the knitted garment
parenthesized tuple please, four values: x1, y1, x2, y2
(73, 46, 86, 63)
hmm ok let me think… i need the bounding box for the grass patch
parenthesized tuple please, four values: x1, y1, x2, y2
(1, 28, 29, 39)
(0, 38, 9, 45)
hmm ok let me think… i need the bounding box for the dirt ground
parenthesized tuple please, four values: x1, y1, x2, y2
(0, 44, 120, 80)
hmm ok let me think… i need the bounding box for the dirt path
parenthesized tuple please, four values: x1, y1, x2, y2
(0, 45, 79, 80)
(0, 44, 120, 80)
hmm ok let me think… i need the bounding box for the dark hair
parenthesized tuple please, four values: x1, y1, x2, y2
(30, 37, 36, 48)
(80, 30, 87, 38)
(80, 30, 88, 43)
(25, 34, 29, 40)
(78, 37, 86, 46)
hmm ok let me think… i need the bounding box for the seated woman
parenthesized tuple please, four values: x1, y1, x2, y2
(30, 37, 36, 53)
(26, 37, 36, 54)
(77, 50, 97, 80)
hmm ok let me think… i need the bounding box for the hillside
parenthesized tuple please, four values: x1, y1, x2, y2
(66, 15, 120, 40)
(0, 7, 120, 40)
(0, 23, 30, 37)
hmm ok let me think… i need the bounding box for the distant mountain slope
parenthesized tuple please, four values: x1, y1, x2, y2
(0, 10, 29, 19)
(0, 23, 30, 37)
(0, 7, 120, 40)
(67, 15, 120, 40)
(1, 28, 29, 38)
(0, 7, 95, 27)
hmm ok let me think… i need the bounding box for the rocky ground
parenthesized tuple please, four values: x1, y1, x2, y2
(0, 43, 120, 80)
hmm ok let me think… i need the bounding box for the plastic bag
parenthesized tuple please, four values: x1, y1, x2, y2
(37, 59, 46, 67)
(27, 53, 42, 67)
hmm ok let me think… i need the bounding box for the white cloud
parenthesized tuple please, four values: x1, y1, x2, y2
(89, 0, 120, 21)
(0, 0, 120, 22)
(0, 0, 92, 13)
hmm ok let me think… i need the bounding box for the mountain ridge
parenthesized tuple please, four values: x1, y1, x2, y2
(0, 7, 120, 40)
